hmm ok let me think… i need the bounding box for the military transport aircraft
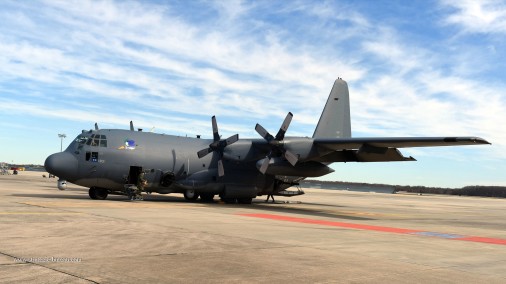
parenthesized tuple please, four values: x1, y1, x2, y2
(44, 79, 490, 204)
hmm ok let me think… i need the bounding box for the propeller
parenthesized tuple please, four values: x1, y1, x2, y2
(197, 116, 239, 177)
(255, 112, 298, 174)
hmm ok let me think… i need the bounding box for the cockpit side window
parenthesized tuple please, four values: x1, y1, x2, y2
(75, 135, 88, 151)
(76, 135, 88, 144)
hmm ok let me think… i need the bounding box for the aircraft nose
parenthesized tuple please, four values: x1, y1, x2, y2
(44, 152, 78, 181)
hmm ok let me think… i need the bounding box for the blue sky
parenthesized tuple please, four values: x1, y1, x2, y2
(1, 0, 505, 187)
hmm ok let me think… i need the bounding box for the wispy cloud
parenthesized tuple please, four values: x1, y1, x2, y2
(440, 0, 506, 34)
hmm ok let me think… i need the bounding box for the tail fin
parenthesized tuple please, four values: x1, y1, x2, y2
(312, 78, 351, 138)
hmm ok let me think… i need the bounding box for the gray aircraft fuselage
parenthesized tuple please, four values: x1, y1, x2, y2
(45, 129, 328, 202)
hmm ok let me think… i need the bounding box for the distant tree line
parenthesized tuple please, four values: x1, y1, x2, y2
(306, 180, 506, 198)
(396, 185, 506, 198)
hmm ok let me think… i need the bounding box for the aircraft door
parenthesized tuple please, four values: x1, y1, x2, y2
(128, 166, 143, 185)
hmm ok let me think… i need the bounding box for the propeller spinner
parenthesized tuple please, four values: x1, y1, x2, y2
(197, 116, 239, 177)
(255, 112, 298, 174)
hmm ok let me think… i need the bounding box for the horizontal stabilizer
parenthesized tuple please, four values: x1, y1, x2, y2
(316, 148, 415, 163)
(315, 137, 490, 151)
(357, 148, 415, 162)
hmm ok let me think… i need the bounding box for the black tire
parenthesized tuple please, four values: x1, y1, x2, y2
(221, 198, 237, 204)
(89, 187, 108, 200)
(95, 188, 108, 200)
(200, 193, 215, 202)
(237, 198, 253, 204)
(184, 189, 199, 201)
(89, 187, 98, 200)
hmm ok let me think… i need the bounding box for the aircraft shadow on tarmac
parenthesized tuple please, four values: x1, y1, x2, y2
(12, 193, 104, 200)
(250, 202, 374, 221)
(11, 191, 374, 220)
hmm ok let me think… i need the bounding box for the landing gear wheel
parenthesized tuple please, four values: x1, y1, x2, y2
(184, 189, 199, 201)
(95, 188, 108, 200)
(237, 197, 253, 204)
(221, 198, 237, 204)
(89, 187, 97, 200)
(89, 187, 108, 200)
(200, 193, 215, 202)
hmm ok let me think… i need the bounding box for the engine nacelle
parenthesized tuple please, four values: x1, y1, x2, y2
(256, 158, 334, 177)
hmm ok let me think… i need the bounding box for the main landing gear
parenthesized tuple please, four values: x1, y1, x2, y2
(89, 187, 108, 200)
(183, 189, 199, 201)
(220, 197, 253, 204)
(183, 189, 216, 202)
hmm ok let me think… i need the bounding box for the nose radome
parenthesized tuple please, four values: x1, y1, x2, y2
(44, 152, 78, 181)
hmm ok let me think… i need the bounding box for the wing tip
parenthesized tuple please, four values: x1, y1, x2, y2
(471, 137, 491, 145)
(446, 137, 491, 145)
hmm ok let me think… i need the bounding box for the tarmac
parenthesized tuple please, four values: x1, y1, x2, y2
(1, 171, 505, 283)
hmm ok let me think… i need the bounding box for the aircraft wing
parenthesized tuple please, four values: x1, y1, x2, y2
(313, 137, 490, 163)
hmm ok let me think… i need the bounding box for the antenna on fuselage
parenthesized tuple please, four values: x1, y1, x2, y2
(95, 123, 99, 130)
(130, 121, 134, 131)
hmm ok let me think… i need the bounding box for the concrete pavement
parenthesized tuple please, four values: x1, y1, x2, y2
(0, 171, 505, 283)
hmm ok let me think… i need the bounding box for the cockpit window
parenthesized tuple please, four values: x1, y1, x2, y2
(69, 133, 107, 153)
(85, 134, 108, 148)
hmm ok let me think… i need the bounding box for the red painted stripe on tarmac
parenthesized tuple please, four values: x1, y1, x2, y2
(238, 213, 506, 246)
(455, 236, 506, 245)
(238, 213, 420, 234)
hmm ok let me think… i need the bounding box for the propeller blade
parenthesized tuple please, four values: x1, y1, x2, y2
(197, 116, 239, 177)
(284, 150, 298, 166)
(255, 124, 274, 142)
(212, 116, 220, 141)
(256, 112, 296, 174)
(275, 112, 293, 140)
(217, 159, 224, 177)
(225, 134, 239, 145)
(197, 148, 212, 158)
(259, 157, 270, 174)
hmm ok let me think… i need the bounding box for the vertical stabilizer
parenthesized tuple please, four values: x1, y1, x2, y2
(312, 78, 351, 138)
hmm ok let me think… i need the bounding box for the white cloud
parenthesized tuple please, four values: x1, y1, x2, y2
(440, 0, 506, 34)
